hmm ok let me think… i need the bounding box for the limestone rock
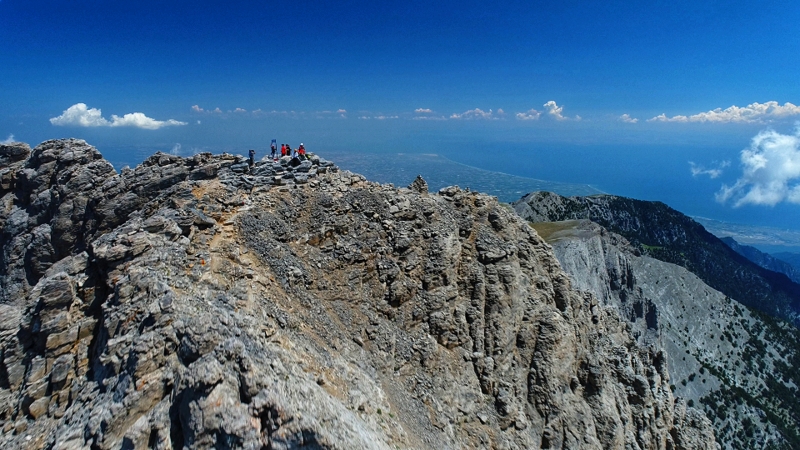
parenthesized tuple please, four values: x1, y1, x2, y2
(0, 139, 716, 449)
(527, 218, 793, 449)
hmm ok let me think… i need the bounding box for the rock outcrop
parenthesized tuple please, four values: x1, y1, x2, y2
(528, 219, 800, 449)
(0, 139, 715, 449)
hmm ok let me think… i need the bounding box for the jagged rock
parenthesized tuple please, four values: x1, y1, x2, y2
(0, 139, 716, 449)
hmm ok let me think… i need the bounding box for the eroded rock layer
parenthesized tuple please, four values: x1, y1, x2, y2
(0, 139, 715, 449)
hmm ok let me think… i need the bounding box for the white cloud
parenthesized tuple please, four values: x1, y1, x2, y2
(516, 109, 541, 121)
(648, 113, 689, 123)
(648, 101, 800, 124)
(358, 113, 398, 120)
(716, 127, 800, 207)
(109, 113, 187, 130)
(619, 114, 639, 123)
(690, 160, 729, 179)
(415, 108, 433, 114)
(234, 108, 247, 113)
(314, 109, 347, 118)
(543, 101, 568, 120)
(170, 143, 181, 156)
(213, 107, 222, 114)
(50, 103, 187, 129)
(50, 103, 109, 127)
(192, 105, 204, 113)
(450, 108, 500, 120)
(1, 134, 15, 144)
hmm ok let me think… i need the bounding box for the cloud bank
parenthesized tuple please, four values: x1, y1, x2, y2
(649, 101, 800, 124)
(514, 102, 577, 121)
(619, 114, 638, 123)
(1, 134, 15, 144)
(51, 103, 187, 129)
(716, 127, 800, 207)
(516, 109, 541, 121)
(450, 108, 504, 120)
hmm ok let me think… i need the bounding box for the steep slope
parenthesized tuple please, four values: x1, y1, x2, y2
(530, 219, 800, 449)
(512, 191, 800, 327)
(774, 252, 800, 273)
(720, 237, 800, 284)
(0, 140, 715, 449)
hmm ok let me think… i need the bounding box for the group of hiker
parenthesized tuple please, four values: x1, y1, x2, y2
(250, 140, 308, 166)
(269, 140, 306, 160)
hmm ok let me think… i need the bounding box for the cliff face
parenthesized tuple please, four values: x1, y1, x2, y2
(0, 139, 715, 449)
(512, 191, 800, 327)
(530, 219, 800, 449)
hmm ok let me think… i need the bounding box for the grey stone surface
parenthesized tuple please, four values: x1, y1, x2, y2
(0, 139, 716, 449)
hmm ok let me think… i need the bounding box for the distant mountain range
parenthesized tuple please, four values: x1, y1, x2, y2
(694, 216, 800, 255)
(720, 237, 800, 284)
(774, 252, 800, 272)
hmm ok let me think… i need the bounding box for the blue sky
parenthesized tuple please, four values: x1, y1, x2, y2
(2, 0, 800, 229)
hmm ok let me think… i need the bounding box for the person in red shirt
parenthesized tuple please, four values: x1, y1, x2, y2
(280, 144, 287, 157)
(298, 143, 306, 159)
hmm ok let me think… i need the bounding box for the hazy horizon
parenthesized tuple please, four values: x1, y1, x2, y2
(3, 1, 800, 233)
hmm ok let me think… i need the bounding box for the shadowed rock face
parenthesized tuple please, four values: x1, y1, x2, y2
(0, 139, 715, 449)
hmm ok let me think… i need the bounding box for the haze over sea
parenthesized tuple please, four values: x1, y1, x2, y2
(86, 130, 800, 246)
(4, 1, 800, 252)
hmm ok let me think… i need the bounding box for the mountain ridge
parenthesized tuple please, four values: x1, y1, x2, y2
(0, 139, 715, 449)
(720, 236, 800, 284)
(512, 191, 800, 328)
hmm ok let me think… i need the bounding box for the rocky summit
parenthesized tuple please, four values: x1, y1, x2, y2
(0, 139, 715, 449)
